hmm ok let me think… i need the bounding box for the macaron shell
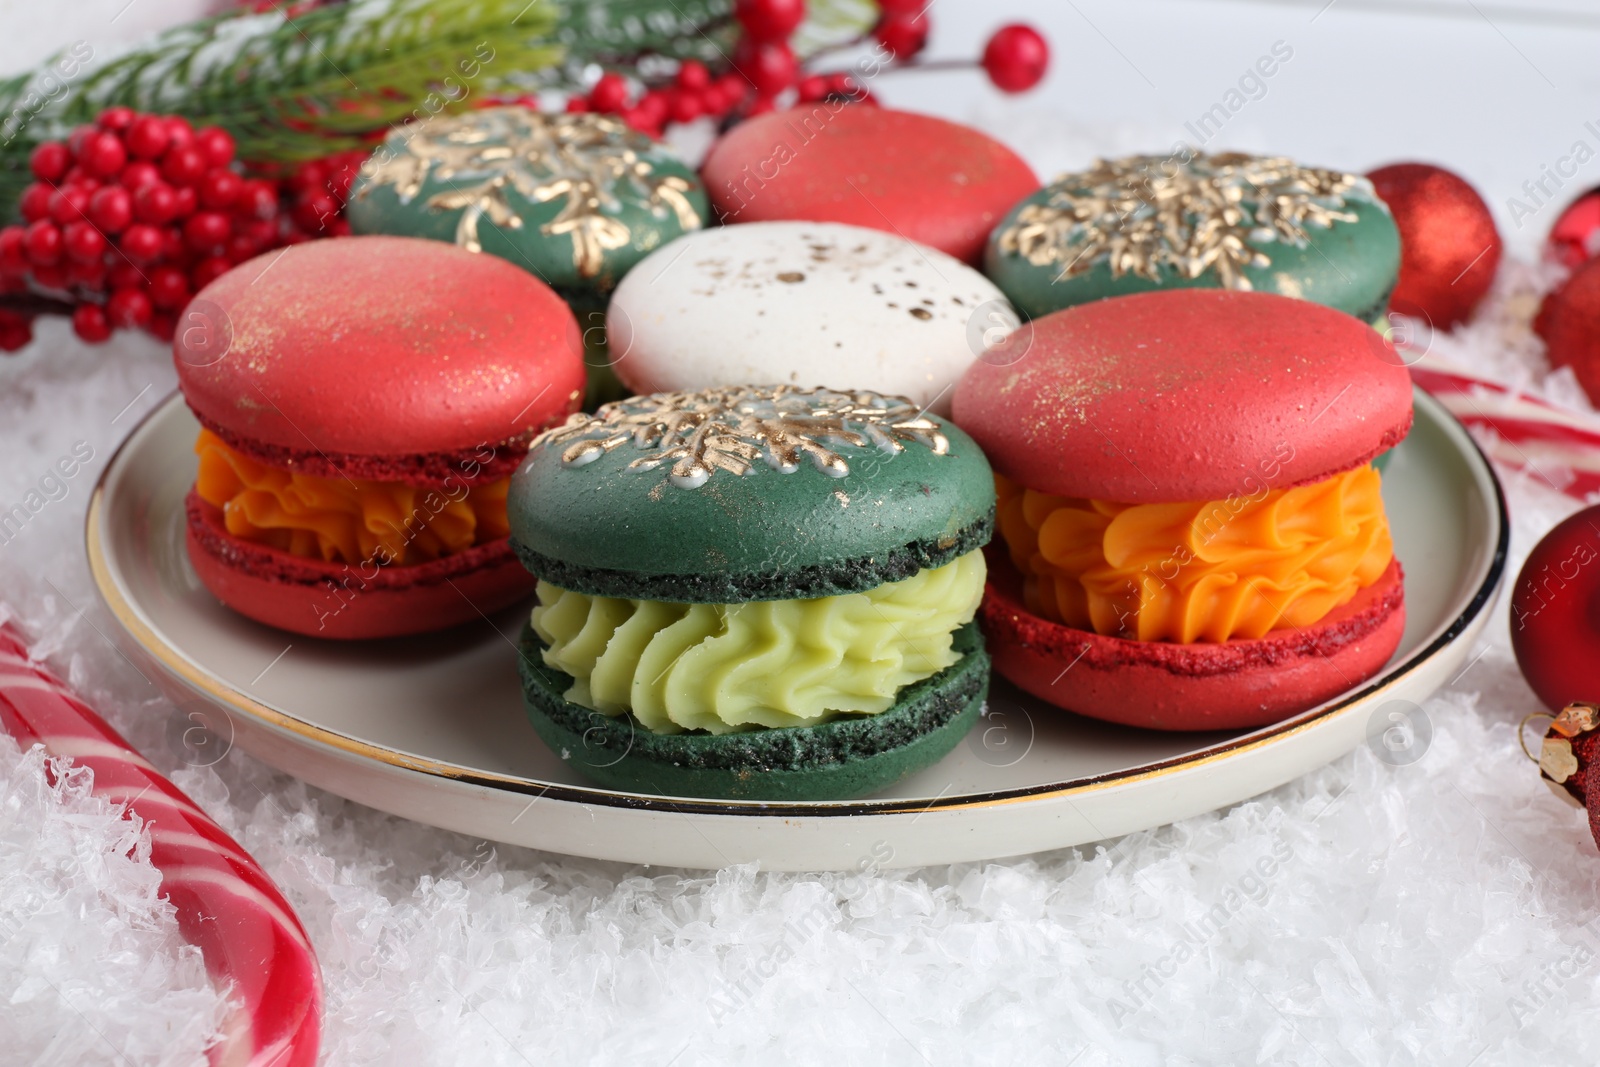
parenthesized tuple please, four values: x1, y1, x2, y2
(186, 494, 534, 639)
(987, 193, 1400, 323)
(701, 106, 1038, 264)
(608, 222, 1013, 410)
(177, 236, 586, 458)
(980, 555, 1406, 731)
(509, 407, 996, 601)
(952, 289, 1414, 503)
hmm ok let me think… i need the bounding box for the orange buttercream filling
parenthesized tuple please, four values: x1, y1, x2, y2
(193, 429, 510, 566)
(995, 465, 1393, 644)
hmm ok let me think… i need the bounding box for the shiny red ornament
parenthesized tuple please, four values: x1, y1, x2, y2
(1511, 504, 1600, 712)
(1368, 162, 1502, 329)
(1535, 255, 1600, 404)
(1548, 189, 1600, 270)
(983, 24, 1049, 93)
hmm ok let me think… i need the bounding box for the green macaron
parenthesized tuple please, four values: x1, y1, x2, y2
(507, 385, 997, 801)
(985, 151, 1400, 326)
(347, 107, 708, 408)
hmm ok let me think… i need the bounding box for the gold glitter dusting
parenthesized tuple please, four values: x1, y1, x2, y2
(996, 152, 1371, 288)
(357, 108, 701, 278)
(535, 385, 950, 490)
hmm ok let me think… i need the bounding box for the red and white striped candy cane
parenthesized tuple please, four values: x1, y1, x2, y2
(0, 624, 321, 1067)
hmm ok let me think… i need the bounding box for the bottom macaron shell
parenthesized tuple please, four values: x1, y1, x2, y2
(186, 493, 535, 640)
(517, 621, 990, 802)
(979, 555, 1406, 732)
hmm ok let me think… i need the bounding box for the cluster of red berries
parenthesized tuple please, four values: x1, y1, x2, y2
(0, 108, 364, 350)
(569, 0, 1045, 139)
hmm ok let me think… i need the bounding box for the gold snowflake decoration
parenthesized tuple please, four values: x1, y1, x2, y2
(535, 386, 951, 490)
(996, 152, 1372, 289)
(355, 108, 702, 277)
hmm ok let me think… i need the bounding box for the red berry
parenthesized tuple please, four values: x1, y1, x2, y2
(23, 220, 63, 265)
(108, 260, 144, 290)
(876, 0, 922, 11)
(97, 106, 136, 132)
(119, 223, 163, 264)
(19, 183, 53, 222)
(0, 310, 33, 352)
(163, 117, 195, 152)
(198, 169, 242, 210)
(797, 74, 828, 101)
(118, 160, 162, 191)
(677, 60, 712, 92)
(192, 255, 232, 289)
(239, 218, 280, 249)
(134, 182, 179, 225)
(184, 211, 231, 252)
(0, 227, 26, 274)
(982, 24, 1049, 93)
(107, 287, 153, 329)
(589, 73, 630, 114)
(160, 145, 207, 186)
(875, 11, 929, 58)
(636, 91, 670, 128)
(48, 186, 91, 226)
(232, 179, 279, 220)
(225, 233, 261, 264)
(172, 185, 198, 218)
(72, 303, 112, 344)
(565, 96, 591, 113)
(66, 125, 97, 160)
(735, 0, 806, 42)
(159, 226, 187, 262)
(734, 40, 799, 96)
(80, 132, 128, 178)
(62, 221, 106, 263)
(292, 192, 338, 233)
(668, 89, 703, 125)
(712, 75, 748, 112)
(288, 160, 328, 194)
(147, 265, 190, 310)
(30, 263, 67, 290)
(67, 257, 106, 290)
(147, 311, 176, 343)
(327, 163, 361, 204)
(194, 127, 235, 168)
(326, 218, 351, 238)
(125, 116, 171, 159)
(30, 141, 70, 182)
(88, 186, 134, 233)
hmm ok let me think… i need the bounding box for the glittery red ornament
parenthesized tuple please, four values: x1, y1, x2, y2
(1535, 256, 1600, 403)
(1530, 702, 1600, 852)
(1368, 162, 1502, 328)
(1547, 188, 1600, 270)
(1510, 504, 1600, 712)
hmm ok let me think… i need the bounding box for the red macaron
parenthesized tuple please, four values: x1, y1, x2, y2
(177, 236, 586, 640)
(954, 289, 1414, 731)
(700, 105, 1038, 265)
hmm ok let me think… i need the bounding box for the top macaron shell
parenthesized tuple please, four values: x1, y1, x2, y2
(952, 289, 1414, 503)
(176, 236, 586, 469)
(346, 109, 709, 299)
(701, 106, 1038, 264)
(607, 222, 1013, 410)
(508, 387, 996, 602)
(985, 154, 1400, 323)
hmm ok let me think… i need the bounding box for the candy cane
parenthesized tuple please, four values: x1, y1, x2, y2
(0, 624, 321, 1067)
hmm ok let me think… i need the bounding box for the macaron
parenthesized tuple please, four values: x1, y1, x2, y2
(178, 236, 586, 640)
(953, 289, 1412, 731)
(700, 104, 1038, 265)
(607, 221, 1015, 411)
(508, 384, 996, 800)
(347, 107, 708, 406)
(986, 151, 1400, 324)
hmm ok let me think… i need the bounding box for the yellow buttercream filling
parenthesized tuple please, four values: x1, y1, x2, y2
(995, 465, 1392, 643)
(530, 550, 986, 734)
(193, 429, 509, 566)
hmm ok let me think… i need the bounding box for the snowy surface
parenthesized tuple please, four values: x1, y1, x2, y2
(8, 1, 1600, 1065)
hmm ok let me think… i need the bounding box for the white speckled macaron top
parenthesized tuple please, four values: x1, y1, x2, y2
(606, 221, 1015, 410)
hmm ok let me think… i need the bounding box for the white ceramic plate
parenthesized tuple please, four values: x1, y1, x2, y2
(88, 389, 1505, 872)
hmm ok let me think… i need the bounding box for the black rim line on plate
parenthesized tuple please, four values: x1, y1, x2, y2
(88, 387, 1510, 820)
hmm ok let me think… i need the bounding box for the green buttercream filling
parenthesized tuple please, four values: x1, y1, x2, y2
(530, 550, 987, 735)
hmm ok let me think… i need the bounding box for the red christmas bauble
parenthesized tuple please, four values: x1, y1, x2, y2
(1511, 503, 1600, 712)
(1368, 162, 1502, 329)
(1535, 256, 1600, 403)
(1547, 188, 1600, 270)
